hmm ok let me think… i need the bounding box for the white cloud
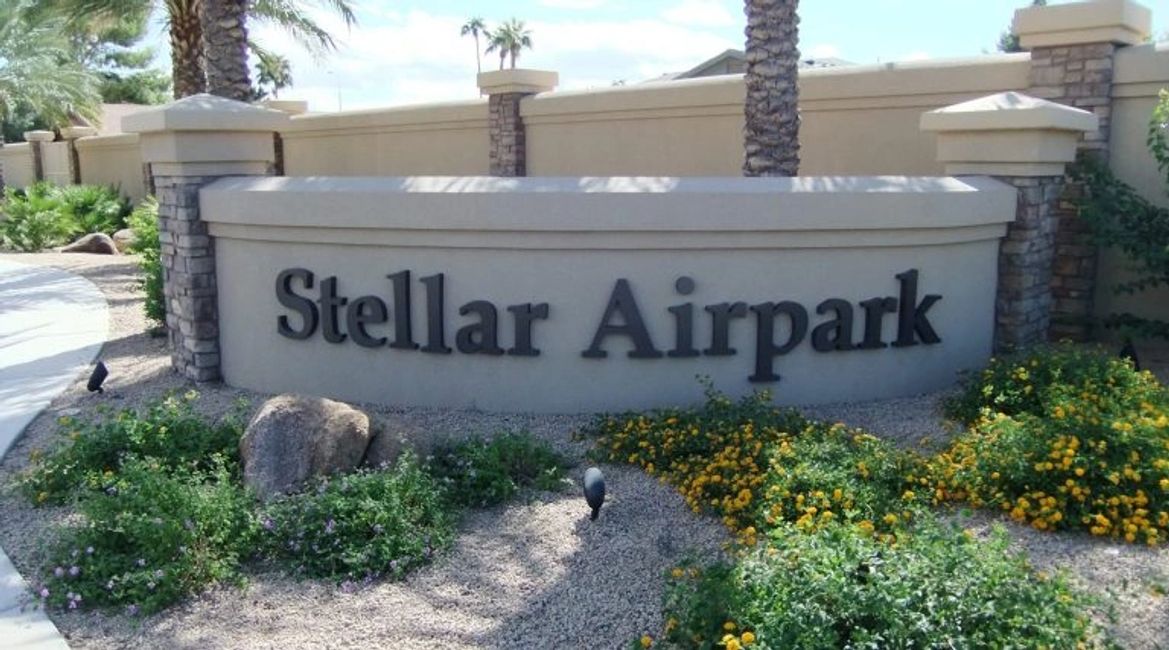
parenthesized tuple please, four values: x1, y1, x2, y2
(662, 0, 736, 27)
(538, 0, 610, 9)
(807, 44, 841, 59)
(248, 7, 738, 110)
(899, 51, 933, 62)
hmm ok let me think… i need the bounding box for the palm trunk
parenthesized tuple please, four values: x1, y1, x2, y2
(743, 0, 800, 177)
(170, 0, 206, 98)
(474, 34, 481, 74)
(202, 0, 252, 102)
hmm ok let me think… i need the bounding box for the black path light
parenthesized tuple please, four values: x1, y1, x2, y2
(584, 466, 606, 521)
(1120, 338, 1141, 371)
(86, 360, 108, 394)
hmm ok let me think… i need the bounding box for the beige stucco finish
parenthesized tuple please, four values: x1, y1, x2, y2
(75, 134, 146, 201)
(477, 69, 559, 95)
(1014, 0, 1152, 48)
(202, 175, 1014, 413)
(922, 92, 1098, 177)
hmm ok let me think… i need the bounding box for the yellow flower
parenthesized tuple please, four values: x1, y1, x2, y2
(741, 631, 756, 645)
(671, 567, 684, 579)
(723, 621, 737, 632)
(640, 634, 653, 648)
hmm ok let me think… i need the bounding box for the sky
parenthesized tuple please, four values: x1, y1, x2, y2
(146, 0, 1169, 112)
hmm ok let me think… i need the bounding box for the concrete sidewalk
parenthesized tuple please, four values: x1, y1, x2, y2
(0, 259, 109, 649)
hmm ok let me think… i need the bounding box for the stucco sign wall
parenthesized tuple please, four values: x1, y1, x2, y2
(201, 176, 1015, 413)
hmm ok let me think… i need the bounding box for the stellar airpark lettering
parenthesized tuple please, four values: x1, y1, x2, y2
(275, 268, 942, 383)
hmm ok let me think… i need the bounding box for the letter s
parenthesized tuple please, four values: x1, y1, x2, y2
(276, 268, 319, 339)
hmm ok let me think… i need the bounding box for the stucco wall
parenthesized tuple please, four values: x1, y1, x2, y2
(524, 54, 1032, 177)
(1097, 42, 1169, 330)
(76, 134, 146, 202)
(0, 144, 35, 189)
(280, 100, 490, 176)
(202, 175, 1014, 413)
(41, 142, 72, 186)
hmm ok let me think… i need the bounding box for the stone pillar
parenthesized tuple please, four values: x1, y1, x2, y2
(1012, 0, 1152, 340)
(23, 130, 55, 182)
(123, 94, 289, 382)
(260, 99, 308, 176)
(477, 70, 558, 176)
(922, 92, 1098, 351)
(61, 126, 97, 185)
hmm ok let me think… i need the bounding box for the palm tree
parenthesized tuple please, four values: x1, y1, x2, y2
(743, 0, 799, 177)
(460, 17, 487, 74)
(56, 0, 356, 99)
(485, 19, 533, 71)
(0, 1, 101, 128)
(255, 49, 292, 98)
(202, 0, 250, 100)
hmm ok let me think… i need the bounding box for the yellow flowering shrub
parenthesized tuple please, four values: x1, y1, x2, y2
(930, 345, 1169, 544)
(588, 388, 924, 547)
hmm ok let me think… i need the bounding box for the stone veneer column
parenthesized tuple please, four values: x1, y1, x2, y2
(61, 126, 97, 185)
(123, 94, 289, 381)
(1013, 0, 1152, 339)
(23, 130, 55, 182)
(477, 69, 558, 176)
(922, 92, 1098, 351)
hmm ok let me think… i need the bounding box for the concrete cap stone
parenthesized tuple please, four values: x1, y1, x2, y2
(123, 93, 290, 134)
(260, 99, 309, 115)
(61, 126, 98, 140)
(477, 69, 559, 95)
(920, 91, 1098, 133)
(1013, 0, 1151, 48)
(22, 130, 55, 142)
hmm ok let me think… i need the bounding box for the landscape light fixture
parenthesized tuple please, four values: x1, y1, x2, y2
(584, 466, 606, 521)
(86, 360, 108, 394)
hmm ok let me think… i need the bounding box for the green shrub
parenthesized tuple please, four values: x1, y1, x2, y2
(928, 348, 1169, 543)
(19, 391, 246, 505)
(1071, 89, 1169, 340)
(943, 343, 1148, 425)
(54, 184, 131, 236)
(127, 196, 164, 327)
(0, 184, 75, 251)
(260, 452, 456, 583)
(655, 521, 1107, 649)
(429, 432, 568, 508)
(589, 388, 922, 546)
(0, 182, 132, 251)
(34, 457, 256, 615)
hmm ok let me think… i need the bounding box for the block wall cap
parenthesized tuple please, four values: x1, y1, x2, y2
(61, 126, 98, 139)
(920, 91, 1098, 133)
(123, 94, 290, 134)
(477, 69, 559, 95)
(1014, 0, 1151, 48)
(22, 130, 56, 142)
(260, 99, 309, 115)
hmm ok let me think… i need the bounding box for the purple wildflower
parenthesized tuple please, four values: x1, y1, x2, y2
(127, 604, 139, 616)
(154, 569, 163, 579)
(147, 581, 156, 591)
(136, 558, 146, 567)
(39, 588, 49, 599)
(69, 566, 80, 577)
(53, 567, 65, 578)
(325, 519, 335, 534)
(262, 517, 274, 531)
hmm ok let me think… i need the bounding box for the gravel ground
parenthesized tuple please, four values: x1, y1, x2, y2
(1, 251, 1167, 649)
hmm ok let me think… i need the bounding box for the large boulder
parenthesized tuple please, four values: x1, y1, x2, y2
(241, 394, 373, 500)
(62, 233, 118, 255)
(112, 228, 137, 253)
(363, 416, 415, 469)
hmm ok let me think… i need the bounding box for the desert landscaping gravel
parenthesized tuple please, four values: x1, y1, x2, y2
(1, 252, 1167, 649)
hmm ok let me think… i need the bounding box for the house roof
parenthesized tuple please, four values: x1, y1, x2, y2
(647, 49, 854, 83)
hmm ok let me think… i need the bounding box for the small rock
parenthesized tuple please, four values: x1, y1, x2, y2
(241, 394, 373, 500)
(112, 229, 137, 253)
(62, 233, 118, 255)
